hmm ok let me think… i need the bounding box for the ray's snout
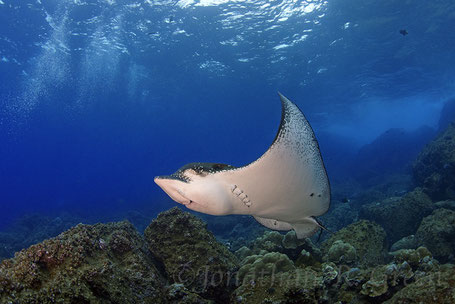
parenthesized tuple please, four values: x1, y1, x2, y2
(154, 176, 190, 205)
(154, 176, 166, 189)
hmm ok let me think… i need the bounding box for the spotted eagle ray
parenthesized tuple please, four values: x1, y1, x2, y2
(155, 93, 330, 239)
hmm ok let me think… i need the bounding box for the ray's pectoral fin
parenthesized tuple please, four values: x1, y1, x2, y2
(253, 216, 293, 231)
(292, 217, 323, 239)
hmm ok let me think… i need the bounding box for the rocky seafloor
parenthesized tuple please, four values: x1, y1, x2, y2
(1, 122, 454, 303)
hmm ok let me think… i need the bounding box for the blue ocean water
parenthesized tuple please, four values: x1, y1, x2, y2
(0, 0, 454, 232)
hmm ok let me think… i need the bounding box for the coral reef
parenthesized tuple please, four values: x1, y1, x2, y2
(144, 207, 239, 303)
(237, 252, 295, 283)
(0, 221, 166, 303)
(359, 188, 434, 244)
(385, 264, 455, 303)
(1, 205, 454, 303)
(231, 243, 442, 303)
(234, 230, 322, 266)
(415, 208, 455, 262)
(232, 266, 325, 303)
(321, 220, 387, 266)
(325, 240, 357, 265)
(413, 122, 455, 200)
(165, 283, 213, 304)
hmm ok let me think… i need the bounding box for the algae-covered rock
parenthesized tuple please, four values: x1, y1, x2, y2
(385, 264, 455, 303)
(435, 199, 455, 211)
(144, 207, 239, 302)
(244, 230, 321, 265)
(389, 247, 430, 265)
(415, 208, 455, 262)
(390, 235, 418, 252)
(325, 240, 357, 265)
(237, 252, 295, 283)
(281, 230, 322, 262)
(413, 122, 455, 200)
(0, 221, 165, 303)
(253, 231, 283, 252)
(234, 246, 252, 261)
(165, 283, 213, 304)
(232, 267, 324, 304)
(360, 188, 434, 244)
(322, 220, 387, 266)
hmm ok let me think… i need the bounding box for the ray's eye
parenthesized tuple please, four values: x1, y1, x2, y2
(189, 200, 193, 203)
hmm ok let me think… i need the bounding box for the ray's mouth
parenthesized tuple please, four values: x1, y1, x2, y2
(154, 177, 197, 206)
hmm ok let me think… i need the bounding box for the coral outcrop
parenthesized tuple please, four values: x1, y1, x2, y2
(0, 221, 166, 303)
(413, 122, 455, 200)
(237, 252, 295, 283)
(359, 188, 434, 244)
(232, 266, 325, 303)
(384, 264, 455, 303)
(322, 220, 387, 266)
(325, 240, 357, 265)
(144, 207, 239, 303)
(234, 230, 321, 266)
(415, 208, 455, 262)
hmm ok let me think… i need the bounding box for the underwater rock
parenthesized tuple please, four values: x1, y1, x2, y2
(144, 207, 239, 303)
(413, 122, 455, 200)
(234, 246, 252, 261)
(360, 188, 434, 244)
(237, 230, 321, 266)
(237, 252, 295, 283)
(322, 220, 387, 266)
(281, 230, 322, 262)
(232, 245, 444, 303)
(384, 264, 455, 303)
(435, 199, 455, 211)
(0, 221, 166, 303)
(415, 208, 455, 262)
(390, 235, 418, 252)
(165, 283, 213, 304)
(232, 266, 324, 303)
(389, 247, 434, 268)
(325, 240, 357, 265)
(253, 231, 283, 253)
